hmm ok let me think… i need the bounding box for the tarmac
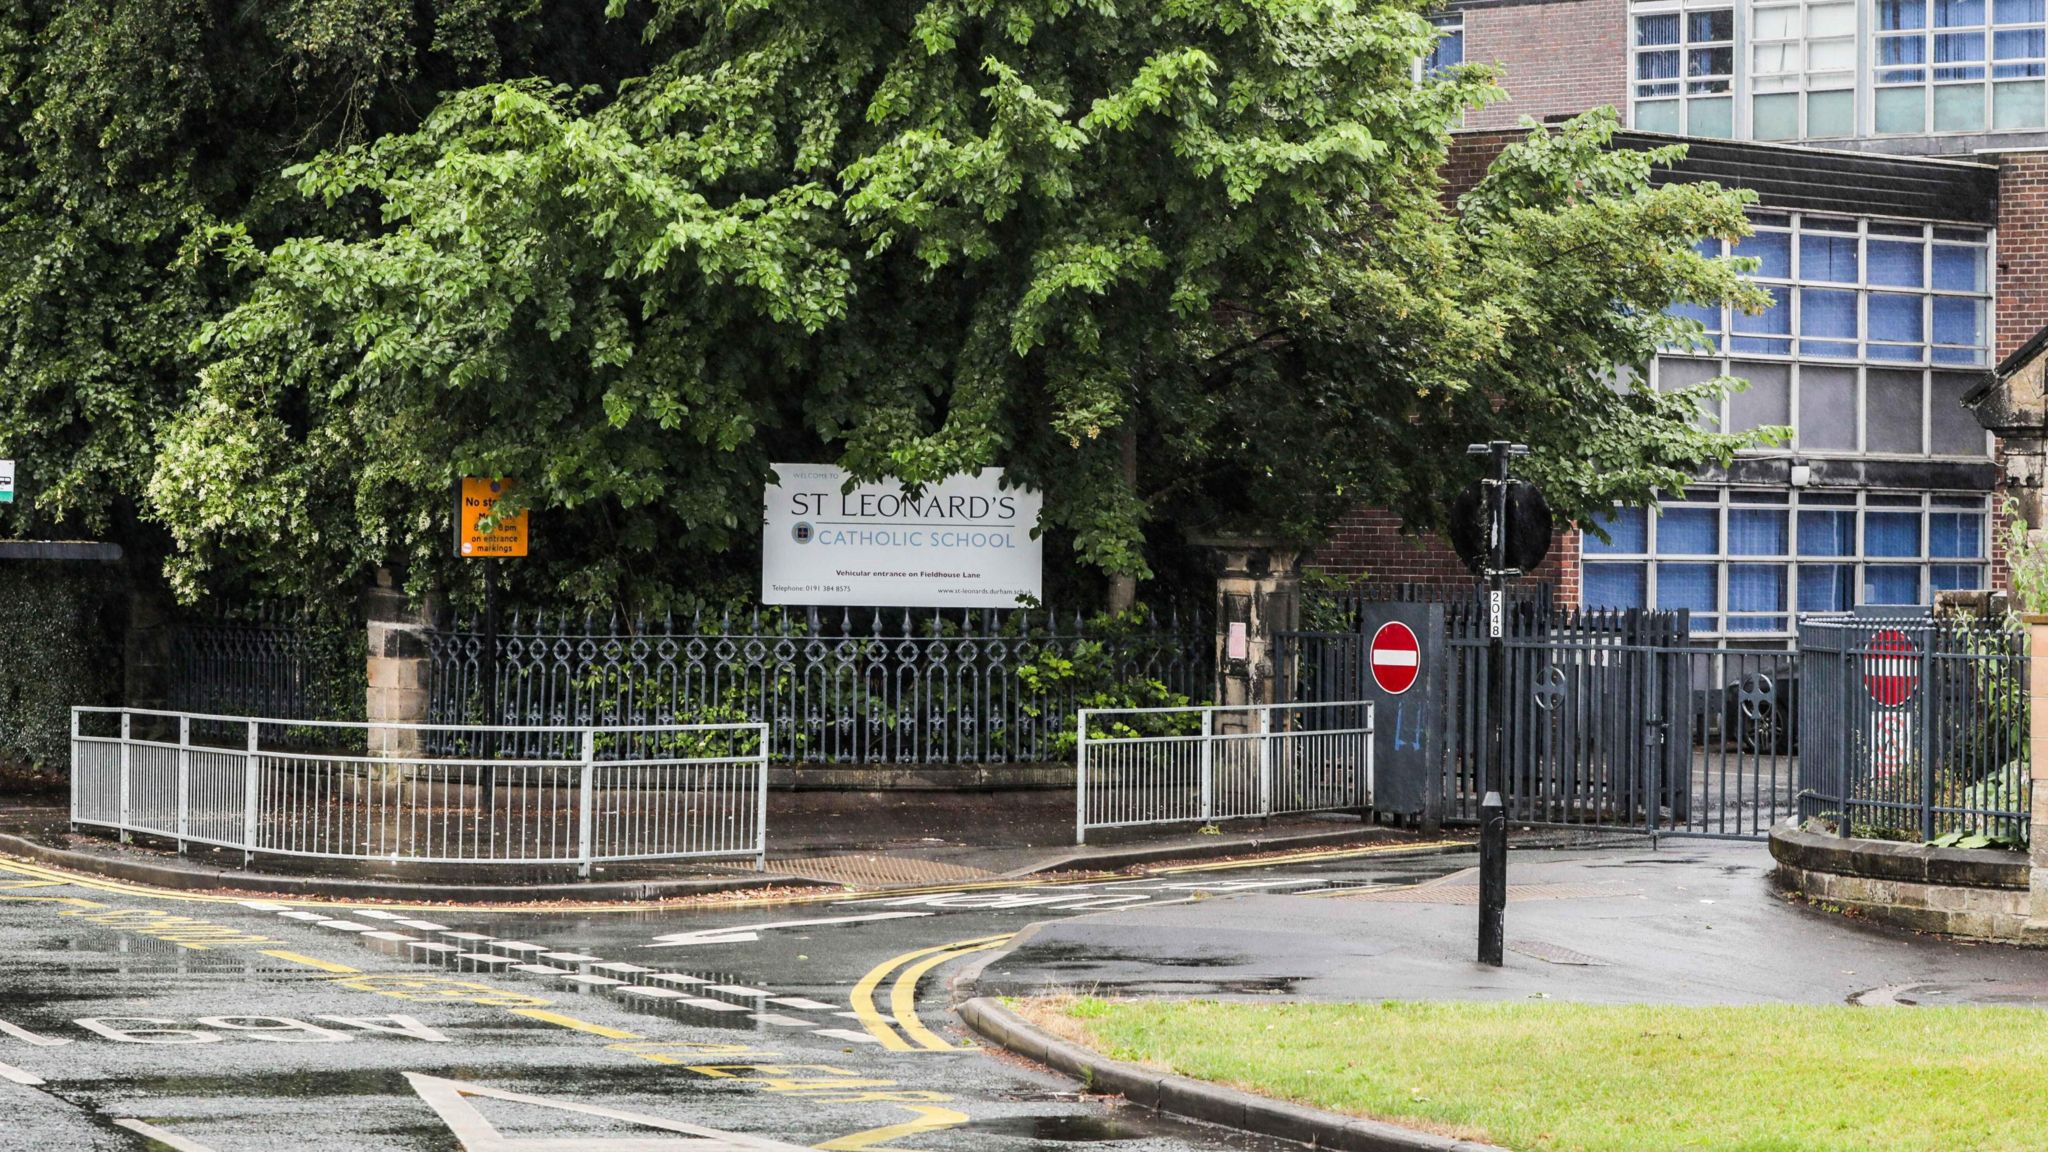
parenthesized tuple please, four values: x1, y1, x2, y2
(972, 837, 2048, 1008)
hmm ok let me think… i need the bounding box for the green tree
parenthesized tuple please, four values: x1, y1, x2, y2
(45, 1, 1771, 606)
(0, 0, 648, 569)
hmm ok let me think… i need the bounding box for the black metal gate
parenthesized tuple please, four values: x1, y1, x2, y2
(1280, 595, 1803, 839)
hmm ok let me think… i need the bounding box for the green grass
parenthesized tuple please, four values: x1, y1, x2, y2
(1033, 997, 2048, 1152)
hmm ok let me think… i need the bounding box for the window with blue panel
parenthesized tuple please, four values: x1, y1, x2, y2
(1865, 511, 1922, 556)
(1657, 507, 1719, 554)
(1799, 564, 1857, 612)
(1866, 565, 1922, 603)
(1727, 564, 1788, 631)
(1929, 511, 1982, 557)
(1657, 562, 1719, 632)
(1424, 15, 1463, 75)
(1584, 507, 1649, 553)
(1584, 564, 1649, 610)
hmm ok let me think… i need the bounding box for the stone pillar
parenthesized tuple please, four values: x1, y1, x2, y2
(122, 580, 176, 709)
(364, 569, 433, 759)
(1196, 537, 1300, 733)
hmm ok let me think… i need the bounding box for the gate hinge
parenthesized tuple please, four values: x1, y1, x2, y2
(1643, 719, 1668, 747)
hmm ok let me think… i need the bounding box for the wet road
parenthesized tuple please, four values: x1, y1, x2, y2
(0, 846, 1452, 1151)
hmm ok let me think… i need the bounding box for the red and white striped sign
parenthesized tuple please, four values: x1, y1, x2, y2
(1369, 621, 1421, 695)
(1862, 628, 1918, 708)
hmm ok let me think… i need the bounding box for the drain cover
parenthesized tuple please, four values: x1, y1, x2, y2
(1509, 940, 1609, 966)
(762, 853, 998, 889)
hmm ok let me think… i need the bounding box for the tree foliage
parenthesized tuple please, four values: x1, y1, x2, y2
(2, 0, 1771, 607)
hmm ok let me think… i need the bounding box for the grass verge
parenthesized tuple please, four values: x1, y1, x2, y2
(1023, 996, 2048, 1152)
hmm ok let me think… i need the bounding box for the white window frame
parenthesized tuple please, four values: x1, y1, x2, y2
(1633, 0, 1742, 136)
(1580, 489, 1990, 637)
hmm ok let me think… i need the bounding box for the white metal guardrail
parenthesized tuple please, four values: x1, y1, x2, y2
(70, 707, 768, 874)
(1075, 701, 1375, 843)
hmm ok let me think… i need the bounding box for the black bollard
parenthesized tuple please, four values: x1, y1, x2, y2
(1478, 790, 1506, 967)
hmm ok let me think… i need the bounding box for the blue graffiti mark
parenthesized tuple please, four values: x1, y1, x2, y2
(1392, 701, 1424, 752)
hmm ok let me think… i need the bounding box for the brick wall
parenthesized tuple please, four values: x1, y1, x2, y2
(1443, 129, 1523, 201)
(1311, 506, 1582, 609)
(1995, 151, 2048, 363)
(1461, 0, 1629, 132)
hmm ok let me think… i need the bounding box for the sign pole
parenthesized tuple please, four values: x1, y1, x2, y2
(1466, 439, 1528, 969)
(484, 559, 500, 778)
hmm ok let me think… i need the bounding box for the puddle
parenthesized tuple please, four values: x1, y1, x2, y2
(958, 1114, 1145, 1142)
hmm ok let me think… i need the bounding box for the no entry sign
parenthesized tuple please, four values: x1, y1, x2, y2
(1369, 621, 1421, 695)
(1862, 628, 1919, 708)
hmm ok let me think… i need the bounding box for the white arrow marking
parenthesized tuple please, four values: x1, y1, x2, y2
(642, 912, 931, 948)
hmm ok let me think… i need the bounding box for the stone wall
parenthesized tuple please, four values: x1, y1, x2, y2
(1769, 823, 2035, 943)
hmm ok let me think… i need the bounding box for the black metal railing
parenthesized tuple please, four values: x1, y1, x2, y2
(1797, 615, 2029, 844)
(167, 605, 368, 724)
(421, 605, 1212, 765)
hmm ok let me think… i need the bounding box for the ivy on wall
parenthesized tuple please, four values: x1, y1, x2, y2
(0, 564, 122, 788)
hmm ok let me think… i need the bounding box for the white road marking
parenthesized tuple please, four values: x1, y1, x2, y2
(748, 1014, 817, 1028)
(543, 952, 602, 962)
(406, 942, 461, 953)
(395, 920, 448, 931)
(767, 997, 838, 1011)
(592, 962, 653, 974)
(348, 909, 406, 920)
(489, 941, 546, 953)
(363, 931, 418, 943)
(404, 1072, 811, 1150)
(644, 911, 931, 948)
(811, 1029, 883, 1045)
(0, 1019, 70, 1047)
(705, 985, 767, 997)
(113, 1119, 217, 1152)
(676, 998, 750, 1013)
(0, 1059, 44, 1085)
(514, 964, 570, 974)
(276, 911, 325, 921)
(618, 987, 689, 1000)
(646, 972, 708, 986)
(238, 901, 290, 911)
(456, 953, 512, 965)
(561, 974, 625, 986)
(441, 932, 493, 942)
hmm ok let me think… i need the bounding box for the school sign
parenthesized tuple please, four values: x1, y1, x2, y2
(762, 464, 1042, 607)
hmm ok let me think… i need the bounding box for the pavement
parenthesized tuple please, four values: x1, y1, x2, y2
(0, 792, 1431, 900)
(974, 838, 2048, 1008)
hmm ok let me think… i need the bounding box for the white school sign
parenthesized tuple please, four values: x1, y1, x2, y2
(762, 464, 1042, 607)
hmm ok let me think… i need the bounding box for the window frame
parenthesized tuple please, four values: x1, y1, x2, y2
(1580, 488, 1990, 637)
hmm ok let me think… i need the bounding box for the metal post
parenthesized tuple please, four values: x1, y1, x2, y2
(755, 722, 769, 872)
(1257, 706, 1272, 818)
(1918, 631, 1935, 843)
(68, 708, 80, 833)
(176, 715, 191, 855)
(1199, 708, 1215, 820)
(577, 728, 596, 879)
(484, 561, 500, 802)
(1478, 791, 1506, 966)
(242, 719, 260, 867)
(117, 711, 131, 844)
(1075, 709, 1089, 845)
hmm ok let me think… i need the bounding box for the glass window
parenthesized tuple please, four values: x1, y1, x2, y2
(1798, 365, 1859, 450)
(1658, 561, 1720, 630)
(1730, 508, 1790, 553)
(1632, 4, 1735, 135)
(1799, 509, 1856, 554)
(1800, 564, 1857, 611)
(1868, 239, 1927, 286)
(1727, 361, 1791, 430)
(1423, 15, 1464, 75)
(1867, 510, 1923, 555)
(1585, 507, 1650, 553)
(1728, 565, 1789, 631)
(1929, 373, 1990, 455)
(1734, 230, 1793, 278)
(1867, 565, 1922, 603)
(1865, 369, 1927, 452)
(1799, 233, 1859, 281)
(1584, 564, 1649, 609)
(1658, 507, 1721, 553)
(1929, 511, 1984, 555)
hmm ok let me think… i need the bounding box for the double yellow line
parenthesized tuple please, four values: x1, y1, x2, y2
(850, 934, 1012, 1052)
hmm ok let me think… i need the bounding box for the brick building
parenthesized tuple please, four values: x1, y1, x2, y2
(1322, 0, 2041, 641)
